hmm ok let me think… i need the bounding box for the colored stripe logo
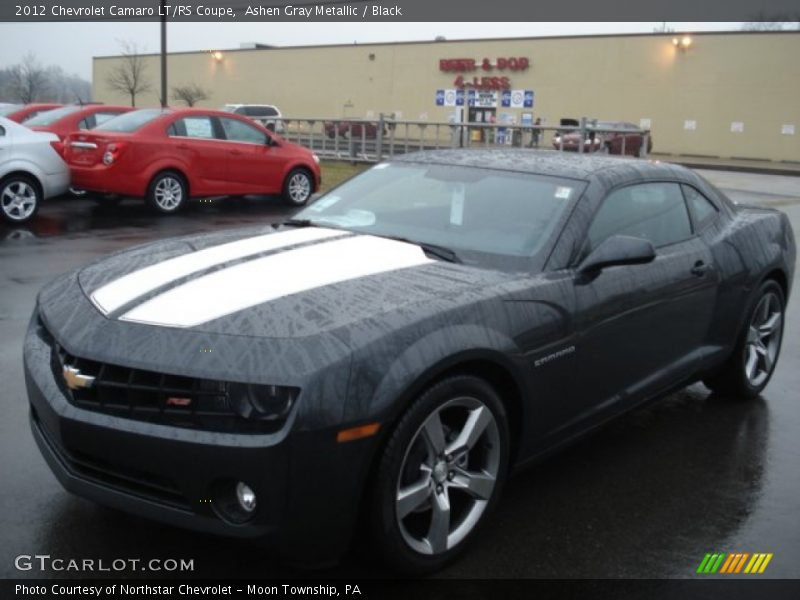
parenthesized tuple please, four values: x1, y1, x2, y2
(696, 552, 773, 574)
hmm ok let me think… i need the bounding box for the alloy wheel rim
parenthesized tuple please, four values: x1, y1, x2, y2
(744, 292, 782, 387)
(154, 177, 183, 210)
(1, 181, 37, 221)
(396, 396, 500, 556)
(288, 173, 311, 204)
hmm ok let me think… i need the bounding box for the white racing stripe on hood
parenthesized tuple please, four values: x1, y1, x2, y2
(91, 227, 344, 314)
(119, 235, 434, 328)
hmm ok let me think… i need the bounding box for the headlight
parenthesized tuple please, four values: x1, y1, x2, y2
(227, 382, 298, 420)
(312, 153, 320, 164)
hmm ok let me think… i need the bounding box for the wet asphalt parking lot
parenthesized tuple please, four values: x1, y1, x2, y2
(1, 168, 798, 580)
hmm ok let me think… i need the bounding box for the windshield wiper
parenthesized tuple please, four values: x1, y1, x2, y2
(282, 218, 314, 227)
(381, 235, 461, 263)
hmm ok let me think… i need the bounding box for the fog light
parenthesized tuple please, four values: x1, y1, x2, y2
(236, 482, 257, 512)
(102, 151, 114, 165)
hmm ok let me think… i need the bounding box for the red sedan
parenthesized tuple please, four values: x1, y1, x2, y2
(64, 108, 321, 212)
(24, 104, 132, 141)
(553, 121, 653, 156)
(0, 103, 63, 123)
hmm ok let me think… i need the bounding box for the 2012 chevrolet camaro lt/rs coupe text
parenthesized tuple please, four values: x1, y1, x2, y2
(24, 150, 795, 573)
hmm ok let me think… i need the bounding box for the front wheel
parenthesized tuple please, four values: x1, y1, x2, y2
(704, 280, 785, 399)
(1, 175, 40, 224)
(146, 171, 187, 214)
(369, 375, 509, 574)
(282, 169, 313, 206)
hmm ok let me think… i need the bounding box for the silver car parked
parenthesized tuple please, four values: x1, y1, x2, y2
(0, 117, 69, 223)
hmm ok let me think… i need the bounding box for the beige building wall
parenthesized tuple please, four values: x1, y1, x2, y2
(93, 32, 800, 162)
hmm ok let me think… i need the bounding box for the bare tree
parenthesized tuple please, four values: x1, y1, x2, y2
(653, 22, 674, 33)
(105, 40, 152, 107)
(8, 53, 48, 103)
(171, 84, 210, 107)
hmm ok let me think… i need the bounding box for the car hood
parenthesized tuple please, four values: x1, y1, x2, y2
(45, 225, 512, 342)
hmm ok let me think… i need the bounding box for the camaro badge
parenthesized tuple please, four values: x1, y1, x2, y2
(63, 365, 95, 390)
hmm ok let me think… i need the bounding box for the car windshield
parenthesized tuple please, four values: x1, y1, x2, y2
(24, 105, 82, 126)
(0, 105, 22, 116)
(294, 162, 582, 268)
(95, 109, 169, 132)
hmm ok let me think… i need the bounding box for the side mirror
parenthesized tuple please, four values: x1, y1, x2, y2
(578, 235, 656, 273)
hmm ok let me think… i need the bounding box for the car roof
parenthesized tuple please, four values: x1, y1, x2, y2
(391, 149, 685, 181)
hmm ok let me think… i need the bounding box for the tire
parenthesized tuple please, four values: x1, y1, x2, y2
(1, 174, 40, 224)
(146, 171, 187, 214)
(282, 168, 313, 206)
(704, 280, 785, 399)
(369, 375, 510, 574)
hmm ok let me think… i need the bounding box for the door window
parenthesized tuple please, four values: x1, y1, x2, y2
(169, 116, 216, 139)
(588, 183, 692, 250)
(219, 117, 268, 145)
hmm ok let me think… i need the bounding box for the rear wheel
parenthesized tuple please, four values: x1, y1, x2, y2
(146, 171, 187, 214)
(282, 168, 313, 206)
(704, 280, 785, 399)
(1, 174, 40, 224)
(369, 375, 509, 574)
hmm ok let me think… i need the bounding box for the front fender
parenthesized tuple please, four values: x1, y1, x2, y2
(344, 323, 522, 425)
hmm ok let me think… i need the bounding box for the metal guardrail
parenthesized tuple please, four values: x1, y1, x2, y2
(278, 115, 651, 163)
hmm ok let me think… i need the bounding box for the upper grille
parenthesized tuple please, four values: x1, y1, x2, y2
(43, 323, 283, 434)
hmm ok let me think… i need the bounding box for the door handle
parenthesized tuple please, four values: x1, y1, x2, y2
(691, 261, 710, 277)
(230, 149, 242, 156)
(176, 143, 189, 150)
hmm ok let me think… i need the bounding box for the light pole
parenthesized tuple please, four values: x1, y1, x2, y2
(160, 0, 167, 107)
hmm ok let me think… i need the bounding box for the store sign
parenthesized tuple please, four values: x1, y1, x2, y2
(440, 56, 530, 91)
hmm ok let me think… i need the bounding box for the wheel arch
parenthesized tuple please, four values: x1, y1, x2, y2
(145, 165, 192, 198)
(284, 162, 319, 192)
(371, 347, 527, 473)
(1, 169, 44, 198)
(762, 268, 788, 300)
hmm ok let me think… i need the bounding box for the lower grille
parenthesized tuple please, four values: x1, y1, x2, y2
(32, 407, 190, 511)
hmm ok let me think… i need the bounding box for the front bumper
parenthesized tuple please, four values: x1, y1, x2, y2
(23, 315, 373, 562)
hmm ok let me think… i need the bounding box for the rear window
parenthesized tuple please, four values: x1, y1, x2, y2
(96, 109, 168, 133)
(24, 105, 82, 126)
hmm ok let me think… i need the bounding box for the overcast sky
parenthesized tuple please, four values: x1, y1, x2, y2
(0, 22, 741, 80)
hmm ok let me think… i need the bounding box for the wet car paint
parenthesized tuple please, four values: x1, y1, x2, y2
(1, 171, 799, 579)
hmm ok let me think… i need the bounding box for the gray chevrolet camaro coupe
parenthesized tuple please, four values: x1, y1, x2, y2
(25, 149, 795, 573)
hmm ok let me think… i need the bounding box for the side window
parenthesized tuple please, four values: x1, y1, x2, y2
(0, 125, 5, 137)
(682, 185, 719, 230)
(219, 117, 267, 145)
(94, 112, 120, 127)
(263, 107, 278, 117)
(588, 183, 692, 250)
(170, 116, 216, 139)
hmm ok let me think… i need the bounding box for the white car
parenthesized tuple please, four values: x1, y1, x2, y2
(0, 117, 70, 223)
(221, 104, 285, 133)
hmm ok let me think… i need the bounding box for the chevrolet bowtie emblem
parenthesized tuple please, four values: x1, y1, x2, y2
(63, 365, 95, 390)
